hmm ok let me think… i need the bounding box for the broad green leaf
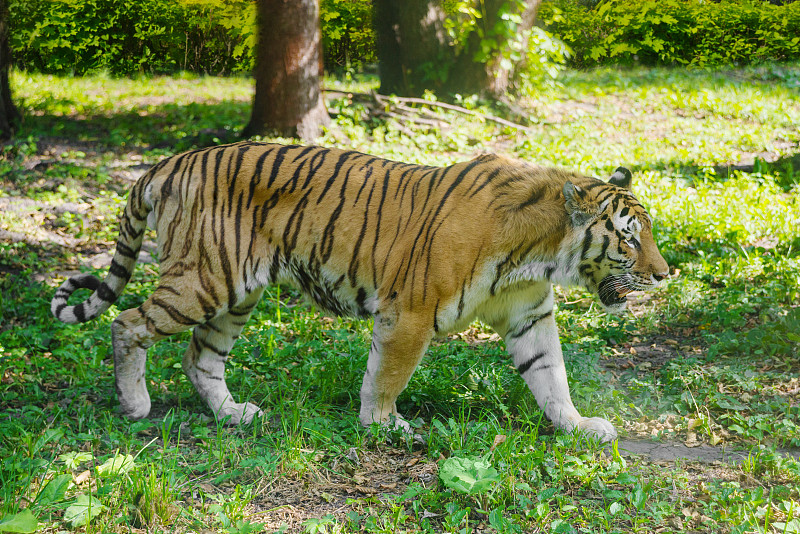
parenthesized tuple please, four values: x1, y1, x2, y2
(96, 454, 136, 477)
(64, 495, 106, 527)
(34, 474, 72, 506)
(439, 456, 500, 495)
(0, 510, 38, 533)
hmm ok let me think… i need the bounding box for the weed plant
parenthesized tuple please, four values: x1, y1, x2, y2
(1, 64, 799, 532)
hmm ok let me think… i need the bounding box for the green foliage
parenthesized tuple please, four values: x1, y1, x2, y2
(439, 455, 500, 495)
(0, 510, 37, 534)
(445, 0, 571, 90)
(542, 0, 800, 67)
(64, 494, 106, 527)
(320, 0, 376, 71)
(9, 0, 255, 75)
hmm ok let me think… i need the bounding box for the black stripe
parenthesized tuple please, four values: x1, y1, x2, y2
(282, 189, 312, 255)
(516, 186, 544, 211)
(457, 282, 466, 319)
(199, 148, 211, 213)
(468, 167, 502, 199)
(108, 259, 130, 280)
(594, 234, 610, 263)
(116, 242, 137, 259)
(580, 223, 596, 259)
(218, 218, 236, 311)
(234, 191, 244, 266)
(196, 292, 217, 321)
(267, 145, 294, 188)
(299, 148, 330, 191)
(197, 338, 229, 357)
(348, 184, 375, 285)
(151, 298, 200, 326)
(353, 164, 374, 205)
(320, 165, 352, 262)
(490, 250, 515, 295)
(370, 167, 392, 288)
(96, 282, 117, 303)
(517, 352, 547, 375)
(246, 147, 272, 210)
(74, 303, 86, 322)
(509, 310, 552, 339)
(317, 151, 356, 204)
(269, 247, 282, 282)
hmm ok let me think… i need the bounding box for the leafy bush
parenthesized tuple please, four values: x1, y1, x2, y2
(9, 0, 255, 75)
(320, 0, 376, 71)
(9, 0, 376, 76)
(541, 0, 800, 67)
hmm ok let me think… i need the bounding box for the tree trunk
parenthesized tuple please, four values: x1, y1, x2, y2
(373, 0, 541, 99)
(243, 0, 329, 141)
(0, 0, 20, 141)
(445, 0, 541, 96)
(374, 0, 449, 96)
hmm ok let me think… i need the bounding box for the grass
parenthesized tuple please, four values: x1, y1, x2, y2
(1, 64, 799, 533)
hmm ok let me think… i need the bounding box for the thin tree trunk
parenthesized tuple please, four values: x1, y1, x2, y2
(0, 0, 20, 141)
(243, 0, 329, 140)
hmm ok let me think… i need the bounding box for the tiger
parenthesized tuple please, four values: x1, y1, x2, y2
(51, 142, 669, 442)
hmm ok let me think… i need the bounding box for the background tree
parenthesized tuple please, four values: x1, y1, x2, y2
(0, 0, 20, 141)
(373, 0, 541, 98)
(243, 0, 329, 140)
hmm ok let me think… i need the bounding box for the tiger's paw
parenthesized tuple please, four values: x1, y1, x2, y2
(573, 417, 617, 443)
(361, 412, 426, 445)
(215, 402, 263, 426)
(118, 392, 151, 421)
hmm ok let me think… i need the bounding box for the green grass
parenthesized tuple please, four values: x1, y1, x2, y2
(1, 64, 799, 533)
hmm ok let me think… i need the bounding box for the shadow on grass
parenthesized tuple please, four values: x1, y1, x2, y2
(629, 152, 800, 191)
(564, 63, 800, 95)
(20, 100, 250, 153)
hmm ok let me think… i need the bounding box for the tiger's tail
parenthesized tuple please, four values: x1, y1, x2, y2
(51, 176, 152, 324)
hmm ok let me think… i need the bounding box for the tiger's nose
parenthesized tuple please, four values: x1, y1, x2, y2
(652, 271, 668, 282)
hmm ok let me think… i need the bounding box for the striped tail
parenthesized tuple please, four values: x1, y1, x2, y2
(51, 180, 150, 324)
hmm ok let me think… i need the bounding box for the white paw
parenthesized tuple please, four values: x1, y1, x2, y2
(118, 393, 151, 421)
(216, 402, 263, 425)
(574, 416, 617, 443)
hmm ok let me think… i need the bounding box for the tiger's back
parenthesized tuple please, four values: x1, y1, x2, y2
(142, 143, 590, 329)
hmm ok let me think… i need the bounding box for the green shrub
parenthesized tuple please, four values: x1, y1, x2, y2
(9, 0, 255, 76)
(320, 0, 376, 71)
(540, 0, 800, 67)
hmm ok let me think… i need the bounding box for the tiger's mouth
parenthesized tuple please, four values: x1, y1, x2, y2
(598, 276, 632, 307)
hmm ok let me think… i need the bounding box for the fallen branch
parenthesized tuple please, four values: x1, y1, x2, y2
(373, 93, 532, 131)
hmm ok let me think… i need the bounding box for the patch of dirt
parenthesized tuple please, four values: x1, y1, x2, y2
(201, 447, 436, 533)
(614, 439, 754, 464)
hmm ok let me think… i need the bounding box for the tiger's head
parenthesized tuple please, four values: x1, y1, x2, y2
(563, 167, 669, 314)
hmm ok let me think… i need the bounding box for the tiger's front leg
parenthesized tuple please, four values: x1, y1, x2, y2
(500, 289, 617, 442)
(359, 312, 433, 433)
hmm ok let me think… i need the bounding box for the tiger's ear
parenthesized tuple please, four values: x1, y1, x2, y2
(563, 181, 598, 226)
(609, 166, 632, 189)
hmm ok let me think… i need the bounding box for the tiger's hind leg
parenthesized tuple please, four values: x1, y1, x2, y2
(111, 285, 205, 421)
(182, 288, 265, 425)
